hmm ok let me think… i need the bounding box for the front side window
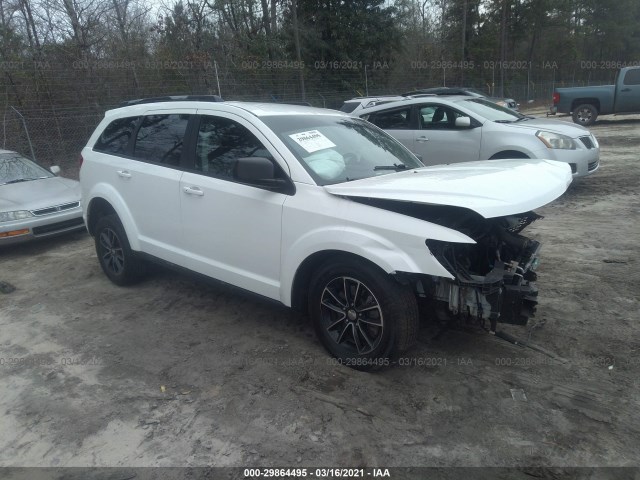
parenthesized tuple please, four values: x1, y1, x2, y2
(419, 104, 466, 129)
(195, 116, 273, 179)
(94, 116, 139, 154)
(133, 114, 190, 165)
(365, 107, 413, 130)
(261, 115, 423, 186)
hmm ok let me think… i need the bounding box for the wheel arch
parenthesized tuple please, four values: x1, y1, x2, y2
(86, 197, 116, 236)
(571, 98, 600, 112)
(290, 250, 395, 314)
(85, 185, 141, 250)
(489, 150, 531, 160)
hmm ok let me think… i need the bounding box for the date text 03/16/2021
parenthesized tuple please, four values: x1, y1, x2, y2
(243, 468, 391, 478)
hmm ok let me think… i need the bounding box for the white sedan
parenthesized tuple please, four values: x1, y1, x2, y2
(0, 150, 85, 245)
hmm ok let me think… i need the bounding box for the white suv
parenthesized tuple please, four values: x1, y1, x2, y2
(80, 96, 572, 369)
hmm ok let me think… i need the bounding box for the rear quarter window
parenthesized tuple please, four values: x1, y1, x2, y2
(93, 116, 140, 154)
(339, 102, 359, 113)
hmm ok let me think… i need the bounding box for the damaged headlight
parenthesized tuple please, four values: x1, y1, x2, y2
(536, 130, 576, 150)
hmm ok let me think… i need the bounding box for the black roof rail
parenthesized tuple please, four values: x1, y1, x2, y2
(405, 93, 437, 98)
(118, 95, 223, 107)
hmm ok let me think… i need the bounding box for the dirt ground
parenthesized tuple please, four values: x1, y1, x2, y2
(1, 110, 639, 471)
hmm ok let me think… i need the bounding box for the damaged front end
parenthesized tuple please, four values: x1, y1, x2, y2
(351, 198, 544, 331)
(423, 210, 542, 331)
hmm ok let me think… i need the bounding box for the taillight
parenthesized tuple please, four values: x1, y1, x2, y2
(552, 92, 560, 105)
(79, 153, 84, 167)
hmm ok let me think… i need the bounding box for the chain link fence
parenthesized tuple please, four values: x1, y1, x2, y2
(1, 61, 618, 179)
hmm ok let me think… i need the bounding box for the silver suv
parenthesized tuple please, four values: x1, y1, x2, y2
(355, 96, 599, 177)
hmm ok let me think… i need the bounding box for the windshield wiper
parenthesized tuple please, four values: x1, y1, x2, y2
(3, 178, 38, 184)
(373, 163, 408, 171)
(494, 119, 515, 123)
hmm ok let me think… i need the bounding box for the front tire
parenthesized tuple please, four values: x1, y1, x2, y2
(94, 214, 146, 286)
(308, 259, 419, 370)
(572, 104, 598, 126)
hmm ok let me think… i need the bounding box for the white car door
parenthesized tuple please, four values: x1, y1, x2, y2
(413, 104, 482, 165)
(179, 112, 288, 300)
(99, 110, 194, 262)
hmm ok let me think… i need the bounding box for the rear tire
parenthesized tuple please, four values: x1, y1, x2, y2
(308, 258, 419, 371)
(572, 104, 598, 126)
(94, 214, 146, 286)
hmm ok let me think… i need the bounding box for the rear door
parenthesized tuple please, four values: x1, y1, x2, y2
(615, 68, 640, 113)
(123, 110, 194, 262)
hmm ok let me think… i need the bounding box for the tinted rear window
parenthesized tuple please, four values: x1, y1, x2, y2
(94, 116, 139, 154)
(339, 102, 359, 113)
(133, 114, 190, 166)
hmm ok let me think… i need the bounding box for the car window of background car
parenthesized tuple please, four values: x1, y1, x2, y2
(339, 102, 359, 113)
(457, 98, 525, 122)
(93, 116, 139, 155)
(0, 154, 53, 184)
(365, 107, 413, 130)
(419, 104, 466, 129)
(457, 98, 523, 122)
(261, 115, 423, 186)
(623, 69, 640, 85)
(133, 114, 189, 166)
(195, 115, 274, 179)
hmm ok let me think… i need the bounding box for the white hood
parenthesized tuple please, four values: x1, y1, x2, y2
(324, 158, 572, 219)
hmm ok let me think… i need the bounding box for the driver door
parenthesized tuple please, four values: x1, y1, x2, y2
(179, 112, 289, 300)
(414, 103, 482, 165)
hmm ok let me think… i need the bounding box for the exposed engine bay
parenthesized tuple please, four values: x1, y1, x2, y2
(352, 198, 542, 331)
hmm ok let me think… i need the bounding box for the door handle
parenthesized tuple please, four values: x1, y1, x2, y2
(620, 88, 631, 92)
(183, 186, 204, 196)
(416, 136, 430, 143)
(117, 170, 131, 178)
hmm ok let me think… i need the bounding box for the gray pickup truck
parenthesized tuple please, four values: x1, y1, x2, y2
(549, 66, 640, 125)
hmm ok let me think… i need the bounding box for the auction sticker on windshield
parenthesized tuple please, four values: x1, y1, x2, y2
(289, 130, 336, 153)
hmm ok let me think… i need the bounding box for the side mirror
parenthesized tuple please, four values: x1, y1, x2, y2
(234, 157, 291, 192)
(455, 117, 472, 128)
(50, 165, 61, 175)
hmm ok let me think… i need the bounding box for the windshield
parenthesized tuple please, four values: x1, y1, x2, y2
(457, 98, 524, 122)
(0, 153, 53, 185)
(261, 115, 423, 186)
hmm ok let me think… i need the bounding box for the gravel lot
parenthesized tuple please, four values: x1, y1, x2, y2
(1, 111, 639, 470)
